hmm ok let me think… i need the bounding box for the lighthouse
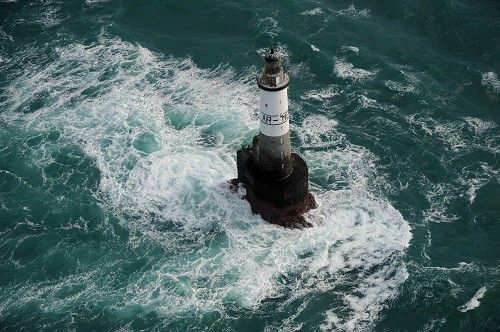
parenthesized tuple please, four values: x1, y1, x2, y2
(256, 49, 292, 179)
(233, 49, 316, 228)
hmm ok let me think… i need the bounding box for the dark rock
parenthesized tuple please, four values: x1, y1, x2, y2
(232, 140, 317, 229)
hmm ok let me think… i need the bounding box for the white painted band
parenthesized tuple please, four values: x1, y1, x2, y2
(259, 88, 289, 137)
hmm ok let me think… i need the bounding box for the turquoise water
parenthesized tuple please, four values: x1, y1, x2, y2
(0, 0, 499, 330)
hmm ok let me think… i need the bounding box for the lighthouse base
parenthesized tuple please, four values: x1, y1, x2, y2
(233, 145, 317, 228)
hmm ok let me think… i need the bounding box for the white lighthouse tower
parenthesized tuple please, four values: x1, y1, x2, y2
(255, 49, 292, 178)
(234, 48, 316, 228)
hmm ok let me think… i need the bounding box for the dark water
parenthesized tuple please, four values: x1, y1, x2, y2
(0, 0, 499, 331)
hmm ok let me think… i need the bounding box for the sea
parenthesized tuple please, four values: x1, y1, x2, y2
(0, 0, 499, 331)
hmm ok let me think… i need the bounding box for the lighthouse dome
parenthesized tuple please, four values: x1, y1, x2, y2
(257, 48, 289, 91)
(264, 50, 280, 63)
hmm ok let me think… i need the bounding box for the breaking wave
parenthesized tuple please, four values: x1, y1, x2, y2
(334, 59, 377, 81)
(336, 5, 371, 19)
(301, 8, 324, 16)
(481, 71, 500, 96)
(458, 287, 487, 313)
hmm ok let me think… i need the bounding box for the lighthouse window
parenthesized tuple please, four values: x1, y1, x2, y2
(280, 100, 282, 104)
(265, 104, 268, 107)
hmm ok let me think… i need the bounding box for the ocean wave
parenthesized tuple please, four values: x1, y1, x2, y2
(384, 80, 416, 94)
(460, 162, 499, 204)
(336, 5, 371, 19)
(422, 182, 460, 224)
(408, 116, 498, 224)
(341, 45, 359, 54)
(0, 27, 13, 41)
(36, 6, 63, 28)
(357, 95, 397, 115)
(297, 115, 339, 148)
(301, 4, 370, 20)
(458, 287, 487, 312)
(334, 59, 377, 81)
(407, 114, 498, 154)
(256, 16, 280, 39)
(301, 8, 324, 16)
(481, 71, 500, 96)
(85, 0, 110, 4)
(301, 86, 339, 102)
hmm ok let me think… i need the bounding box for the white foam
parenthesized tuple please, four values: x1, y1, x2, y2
(458, 287, 487, 312)
(311, 191, 410, 331)
(336, 5, 371, 19)
(334, 59, 377, 81)
(257, 16, 280, 38)
(341, 46, 359, 54)
(0, 34, 411, 331)
(311, 44, 320, 52)
(421, 318, 446, 331)
(406, 114, 498, 154)
(301, 8, 324, 16)
(0, 27, 13, 41)
(461, 162, 499, 203)
(85, 0, 109, 4)
(11, 1, 65, 29)
(409, 112, 500, 217)
(297, 115, 339, 147)
(359, 95, 378, 108)
(481, 71, 500, 96)
(301, 86, 339, 101)
(297, 114, 394, 195)
(384, 80, 416, 94)
(358, 95, 395, 114)
(463, 116, 497, 134)
(422, 182, 460, 223)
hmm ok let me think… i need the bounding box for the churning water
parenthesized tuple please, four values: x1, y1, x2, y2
(0, 0, 498, 330)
